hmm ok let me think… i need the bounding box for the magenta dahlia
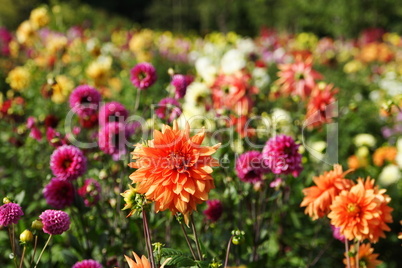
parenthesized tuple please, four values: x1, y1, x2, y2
(262, 134, 302, 177)
(155, 97, 182, 123)
(69, 85, 101, 117)
(78, 178, 101, 207)
(39, 210, 70, 235)
(98, 122, 127, 160)
(99, 101, 128, 126)
(171, 74, 193, 99)
(235, 151, 269, 183)
(50, 145, 87, 181)
(130, 62, 157, 90)
(330, 224, 345, 242)
(43, 178, 75, 209)
(203, 200, 223, 222)
(72, 259, 103, 268)
(0, 202, 24, 227)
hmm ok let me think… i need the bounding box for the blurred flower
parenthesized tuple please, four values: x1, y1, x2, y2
(343, 60, 363, 73)
(252, 67, 270, 89)
(330, 224, 345, 242)
(50, 145, 87, 181)
(99, 101, 128, 126)
(262, 134, 303, 177)
(300, 164, 354, 220)
(354, 134, 376, 148)
(51, 75, 74, 104)
(46, 127, 67, 147)
(378, 164, 401, 186)
(195, 57, 217, 85)
(78, 178, 102, 207)
(129, 121, 220, 224)
(235, 151, 268, 183)
(69, 85, 102, 118)
(328, 178, 392, 242)
(344, 243, 382, 268)
(0, 27, 12, 56)
(221, 49, 246, 74)
(373, 146, 397, 166)
(98, 122, 128, 161)
(6, 66, 30, 91)
(130, 62, 157, 90)
(29, 7, 50, 29)
(72, 259, 102, 268)
(43, 178, 75, 209)
(203, 199, 223, 222)
(171, 74, 193, 99)
(46, 35, 67, 55)
(347, 155, 368, 170)
(183, 82, 211, 113)
(124, 251, 151, 268)
(39, 210, 70, 235)
(155, 97, 182, 123)
(86, 56, 112, 86)
(275, 57, 322, 99)
(0, 202, 24, 227)
(16, 20, 35, 45)
(129, 29, 154, 62)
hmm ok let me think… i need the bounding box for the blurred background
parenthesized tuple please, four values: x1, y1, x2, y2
(1, 0, 402, 37)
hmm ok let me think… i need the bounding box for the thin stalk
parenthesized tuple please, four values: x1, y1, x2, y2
(30, 235, 38, 265)
(224, 235, 233, 268)
(134, 88, 141, 112)
(345, 239, 351, 268)
(34, 235, 52, 268)
(19, 246, 26, 268)
(8, 226, 17, 268)
(356, 240, 360, 268)
(142, 209, 156, 268)
(179, 222, 197, 260)
(190, 214, 203, 260)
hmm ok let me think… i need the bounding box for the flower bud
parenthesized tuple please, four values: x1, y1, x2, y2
(31, 219, 43, 230)
(20, 229, 33, 243)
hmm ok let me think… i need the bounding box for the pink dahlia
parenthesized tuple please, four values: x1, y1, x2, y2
(43, 178, 75, 209)
(171, 74, 193, 99)
(46, 127, 67, 148)
(330, 224, 345, 242)
(262, 135, 302, 177)
(50, 145, 87, 181)
(78, 178, 101, 207)
(99, 101, 128, 126)
(275, 57, 322, 100)
(130, 62, 157, 90)
(0, 202, 24, 227)
(203, 200, 223, 222)
(98, 122, 127, 160)
(235, 151, 269, 183)
(155, 97, 182, 123)
(72, 259, 102, 268)
(69, 85, 101, 118)
(39, 210, 70, 235)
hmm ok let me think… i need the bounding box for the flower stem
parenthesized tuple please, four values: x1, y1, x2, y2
(356, 240, 360, 268)
(30, 235, 38, 265)
(142, 209, 156, 268)
(19, 246, 26, 268)
(345, 239, 351, 268)
(134, 88, 141, 112)
(179, 221, 197, 260)
(34, 234, 52, 268)
(190, 214, 203, 261)
(8, 225, 18, 268)
(224, 235, 233, 268)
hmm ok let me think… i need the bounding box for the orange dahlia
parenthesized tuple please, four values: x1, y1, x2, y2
(124, 252, 151, 268)
(328, 179, 393, 242)
(372, 146, 397, 167)
(128, 121, 220, 222)
(343, 243, 382, 268)
(275, 57, 323, 100)
(300, 164, 354, 220)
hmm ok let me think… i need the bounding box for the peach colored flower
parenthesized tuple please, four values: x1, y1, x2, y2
(373, 146, 397, 166)
(129, 121, 220, 223)
(300, 164, 354, 220)
(344, 243, 382, 268)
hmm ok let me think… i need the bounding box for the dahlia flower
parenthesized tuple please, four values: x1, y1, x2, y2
(330, 224, 345, 242)
(155, 97, 182, 123)
(262, 134, 303, 177)
(69, 85, 101, 118)
(171, 74, 193, 99)
(275, 57, 322, 99)
(305, 83, 338, 128)
(39, 210, 70, 235)
(78, 178, 101, 207)
(130, 62, 157, 90)
(72, 259, 103, 268)
(203, 200, 223, 222)
(235, 151, 268, 183)
(99, 101, 128, 126)
(124, 252, 151, 268)
(0, 202, 24, 227)
(43, 178, 75, 209)
(129, 121, 220, 223)
(98, 122, 128, 161)
(300, 164, 354, 220)
(344, 243, 382, 268)
(50, 145, 87, 181)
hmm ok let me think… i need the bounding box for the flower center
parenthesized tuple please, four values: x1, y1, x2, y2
(347, 203, 360, 216)
(167, 152, 189, 172)
(63, 159, 72, 169)
(80, 96, 92, 104)
(139, 72, 147, 80)
(295, 72, 305, 80)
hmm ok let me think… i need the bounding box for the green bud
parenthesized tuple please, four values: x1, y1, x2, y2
(20, 230, 33, 243)
(31, 220, 43, 230)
